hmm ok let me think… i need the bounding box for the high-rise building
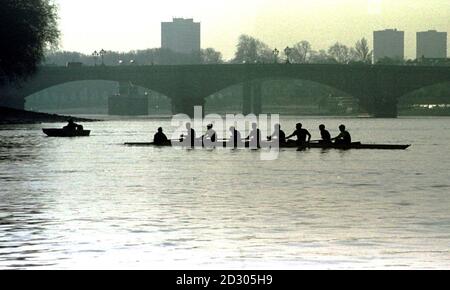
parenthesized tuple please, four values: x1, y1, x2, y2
(373, 29, 405, 62)
(161, 18, 201, 54)
(416, 30, 447, 59)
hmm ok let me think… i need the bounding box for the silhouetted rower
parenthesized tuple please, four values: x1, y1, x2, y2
(202, 124, 217, 147)
(333, 124, 352, 145)
(154, 127, 169, 145)
(229, 126, 242, 148)
(181, 122, 196, 147)
(268, 123, 286, 145)
(286, 123, 311, 145)
(63, 119, 78, 131)
(319, 124, 331, 144)
(245, 123, 261, 148)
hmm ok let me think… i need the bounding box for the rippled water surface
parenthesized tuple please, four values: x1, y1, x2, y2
(1, 117, 449, 269)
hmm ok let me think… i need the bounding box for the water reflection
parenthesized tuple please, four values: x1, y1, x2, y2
(0, 132, 42, 163)
(319, 148, 331, 155)
(0, 118, 449, 269)
(0, 196, 57, 268)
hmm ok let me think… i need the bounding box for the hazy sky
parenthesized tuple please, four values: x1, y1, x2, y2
(56, 0, 450, 59)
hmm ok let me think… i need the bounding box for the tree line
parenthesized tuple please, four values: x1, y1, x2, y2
(43, 48, 224, 66)
(48, 34, 443, 66)
(230, 35, 373, 65)
(43, 35, 374, 66)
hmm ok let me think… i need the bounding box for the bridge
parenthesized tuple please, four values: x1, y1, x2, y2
(1, 63, 450, 117)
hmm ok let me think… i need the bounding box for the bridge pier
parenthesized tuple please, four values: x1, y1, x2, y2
(359, 95, 399, 118)
(372, 98, 398, 118)
(360, 88, 400, 118)
(359, 97, 398, 118)
(243, 82, 252, 115)
(242, 81, 263, 115)
(253, 81, 262, 115)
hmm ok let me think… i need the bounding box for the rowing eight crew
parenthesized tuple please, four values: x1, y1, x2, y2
(152, 123, 352, 147)
(268, 123, 351, 146)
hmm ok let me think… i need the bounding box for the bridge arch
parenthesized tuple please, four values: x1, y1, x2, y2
(398, 81, 450, 116)
(204, 77, 360, 116)
(24, 80, 172, 115)
(14, 66, 177, 101)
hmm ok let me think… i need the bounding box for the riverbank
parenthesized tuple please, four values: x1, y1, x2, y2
(0, 106, 98, 125)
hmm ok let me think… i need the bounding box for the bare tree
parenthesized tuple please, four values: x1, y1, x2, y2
(354, 38, 372, 64)
(200, 48, 223, 64)
(328, 42, 354, 64)
(232, 35, 273, 64)
(290, 41, 312, 63)
(310, 50, 334, 64)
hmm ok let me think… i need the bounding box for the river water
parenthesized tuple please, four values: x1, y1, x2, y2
(0, 116, 449, 269)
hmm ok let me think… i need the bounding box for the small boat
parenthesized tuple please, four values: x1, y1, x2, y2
(43, 128, 91, 137)
(124, 141, 410, 150)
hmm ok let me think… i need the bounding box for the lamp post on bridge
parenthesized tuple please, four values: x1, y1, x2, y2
(99, 49, 106, 66)
(273, 48, 279, 64)
(92, 50, 99, 66)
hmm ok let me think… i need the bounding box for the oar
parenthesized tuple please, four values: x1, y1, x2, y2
(286, 138, 321, 144)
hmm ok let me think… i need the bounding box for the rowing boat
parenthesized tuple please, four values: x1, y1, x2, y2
(299, 143, 410, 150)
(124, 141, 410, 150)
(43, 128, 91, 137)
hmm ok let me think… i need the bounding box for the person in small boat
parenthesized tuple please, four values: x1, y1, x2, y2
(332, 124, 352, 145)
(319, 124, 331, 144)
(286, 123, 311, 145)
(268, 123, 286, 145)
(229, 126, 242, 148)
(180, 122, 196, 147)
(245, 123, 261, 148)
(202, 124, 217, 148)
(63, 119, 78, 131)
(153, 127, 169, 145)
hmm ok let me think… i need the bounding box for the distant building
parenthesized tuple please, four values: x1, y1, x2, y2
(416, 30, 447, 59)
(373, 29, 405, 62)
(161, 18, 201, 54)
